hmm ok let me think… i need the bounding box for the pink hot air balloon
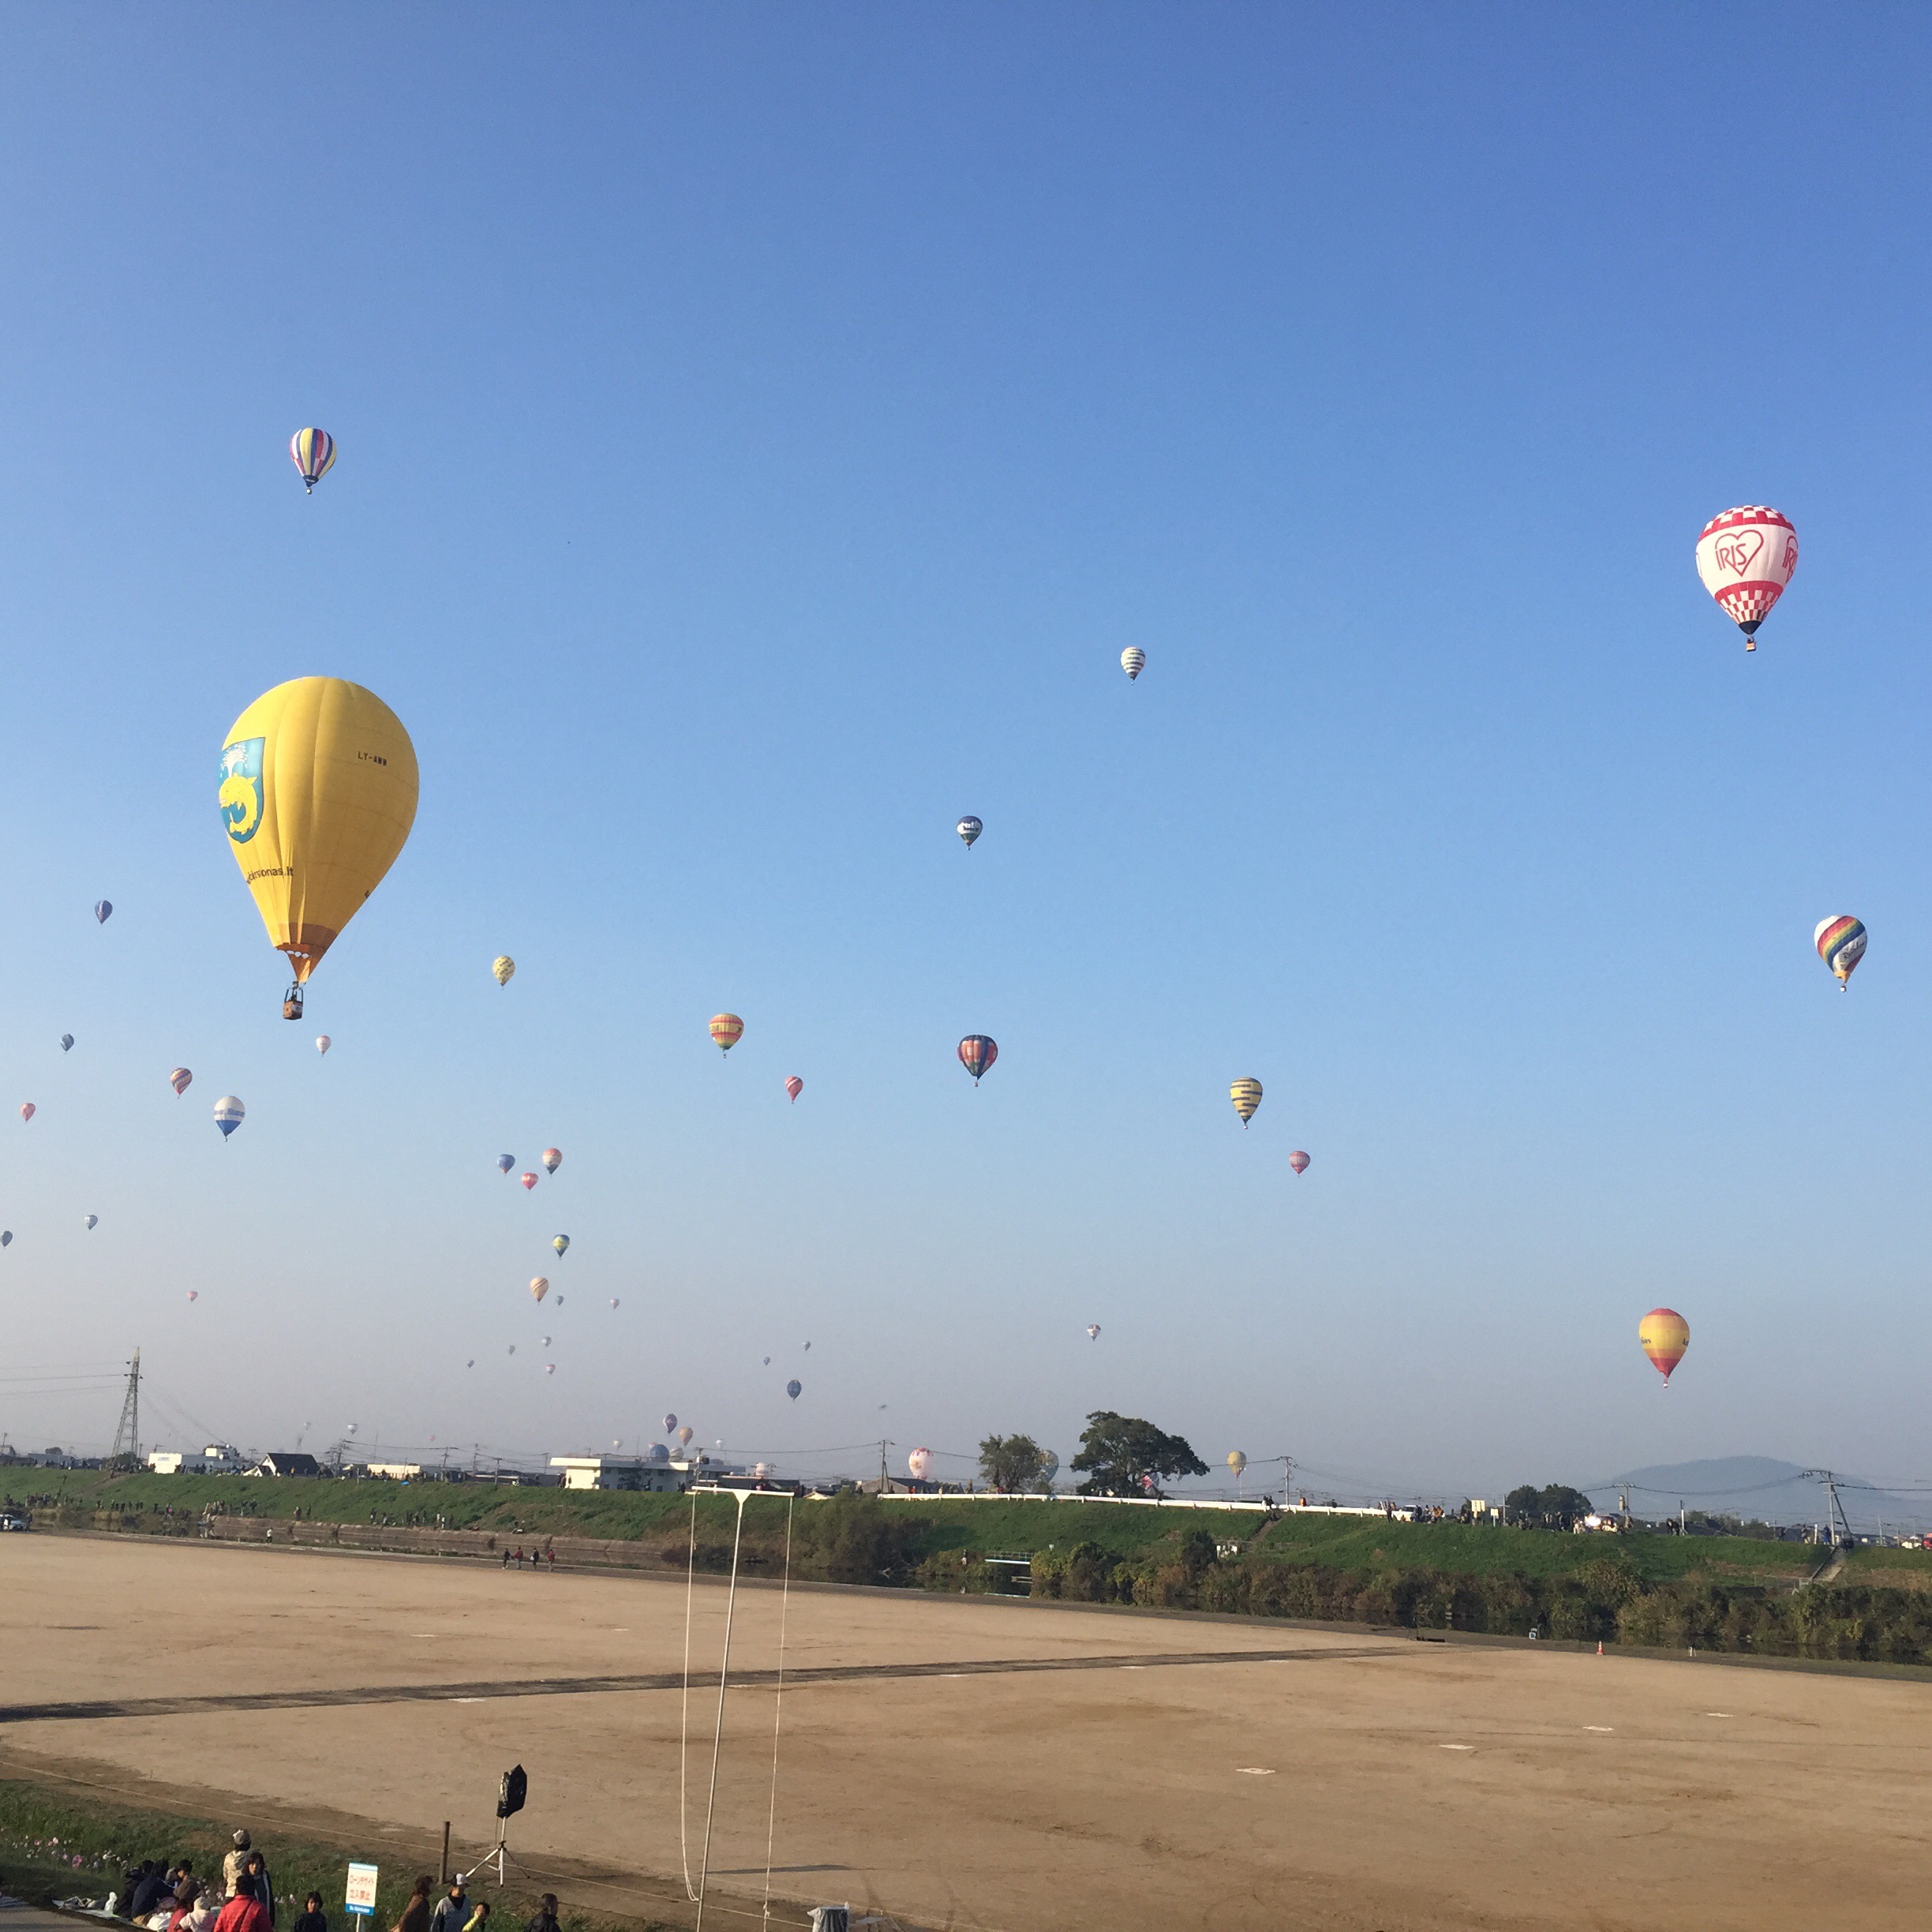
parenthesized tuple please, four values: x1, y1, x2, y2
(1288, 1149, 1310, 1175)
(186, 1290, 199, 1302)
(908, 1447, 933, 1481)
(541, 1148, 562, 1174)
(784, 1076, 803, 1103)
(520, 1171, 539, 1190)
(169, 1068, 193, 1096)
(19, 1103, 34, 1124)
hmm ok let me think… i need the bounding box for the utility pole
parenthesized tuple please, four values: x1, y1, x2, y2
(109, 1350, 141, 1467)
(1801, 1470, 1853, 1547)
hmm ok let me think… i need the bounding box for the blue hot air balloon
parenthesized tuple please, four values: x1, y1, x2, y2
(957, 815, 983, 849)
(214, 1095, 245, 1140)
(497, 1154, 515, 1173)
(59, 1035, 73, 1052)
(786, 1379, 802, 1401)
(94, 900, 112, 924)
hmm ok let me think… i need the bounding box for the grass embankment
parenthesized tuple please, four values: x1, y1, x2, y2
(0, 1778, 667, 1932)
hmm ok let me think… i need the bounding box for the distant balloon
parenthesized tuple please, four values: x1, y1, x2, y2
(346, 1421, 358, 1433)
(1086, 1324, 1100, 1341)
(520, 1172, 539, 1190)
(83, 1215, 97, 1230)
(59, 1035, 73, 1053)
(540, 1335, 551, 1347)
(1226, 1450, 1247, 1477)
(214, 1095, 245, 1140)
(187, 1290, 198, 1303)
(553, 1294, 564, 1305)
(957, 815, 983, 849)
(1814, 915, 1866, 989)
(710, 1013, 744, 1055)
(170, 1068, 193, 1095)
(1696, 506, 1797, 650)
(316, 1035, 331, 1054)
(1288, 1149, 1311, 1176)
(552, 1234, 570, 1256)
(94, 900, 113, 923)
(492, 956, 516, 987)
(609, 1297, 620, 1309)
(1040, 1451, 1059, 1488)
(762, 1356, 770, 1365)
(786, 1379, 802, 1401)
(497, 1155, 515, 1173)
(784, 1076, 803, 1103)
(0, 1231, 10, 1247)
(507, 1346, 515, 1356)
(541, 1148, 562, 1174)
(545, 1363, 556, 1376)
(908, 1447, 933, 1480)
(663, 1413, 678, 1433)
(290, 427, 336, 492)
(530, 1277, 549, 1302)
(1121, 646, 1145, 681)
(958, 1035, 998, 1084)
(1140, 1473, 1156, 1492)
(803, 1341, 811, 1350)
(677, 1425, 693, 1447)
(18, 1104, 33, 1124)
(1639, 1307, 1690, 1385)
(466, 1360, 474, 1368)
(1230, 1077, 1263, 1125)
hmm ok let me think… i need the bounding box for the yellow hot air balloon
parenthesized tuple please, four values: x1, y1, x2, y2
(1230, 1077, 1263, 1125)
(493, 956, 516, 986)
(219, 678, 418, 1018)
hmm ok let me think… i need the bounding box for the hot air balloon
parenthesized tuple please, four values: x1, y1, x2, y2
(803, 1341, 811, 1350)
(220, 679, 418, 1019)
(83, 1215, 97, 1230)
(762, 1355, 771, 1365)
(290, 427, 336, 492)
(187, 1290, 198, 1303)
(1226, 1451, 1247, 1477)
(19, 1104, 33, 1123)
(552, 1235, 570, 1256)
(1696, 507, 1798, 650)
(520, 1172, 538, 1190)
(1086, 1324, 1100, 1341)
(541, 1148, 562, 1174)
(1814, 916, 1866, 989)
(540, 1335, 551, 1347)
(507, 1346, 515, 1355)
(346, 1421, 358, 1434)
(1140, 1473, 1157, 1492)
(553, 1294, 564, 1305)
(1230, 1078, 1263, 1125)
(545, 1363, 556, 1376)
(908, 1447, 933, 1480)
(957, 816, 983, 849)
(1040, 1451, 1059, 1488)
(958, 1035, 998, 1084)
(677, 1425, 693, 1447)
(663, 1413, 678, 1432)
(497, 1155, 515, 1173)
(784, 1076, 803, 1103)
(170, 1068, 193, 1095)
(316, 1035, 331, 1054)
(609, 1297, 620, 1309)
(94, 900, 113, 923)
(0, 1232, 11, 1248)
(530, 1278, 549, 1302)
(1288, 1149, 1311, 1175)
(786, 1379, 802, 1401)
(466, 1360, 474, 1368)
(59, 1035, 73, 1053)
(710, 1013, 744, 1055)
(1638, 1308, 1690, 1385)
(1121, 646, 1145, 680)
(492, 956, 515, 986)
(214, 1095, 245, 1140)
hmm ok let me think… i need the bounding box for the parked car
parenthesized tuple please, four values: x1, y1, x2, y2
(0, 1511, 30, 1532)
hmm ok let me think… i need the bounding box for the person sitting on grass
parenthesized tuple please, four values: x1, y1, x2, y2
(522, 1893, 560, 1932)
(293, 1893, 326, 1932)
(130, 1862, 170, 1920)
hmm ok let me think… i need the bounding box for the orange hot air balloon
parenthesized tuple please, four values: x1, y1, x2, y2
(710, 1013, 744, 1055)
(520, 1171, 539, 1191)
(1638, 1308, 1690, 1385)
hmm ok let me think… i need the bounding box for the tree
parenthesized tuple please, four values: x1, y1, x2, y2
(1071, 1411, 1208, 1497)
(1503, 1483, 1596, 1530)
(978, 1433, 1047, 1494)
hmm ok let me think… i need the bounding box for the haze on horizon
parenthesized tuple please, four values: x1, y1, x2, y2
(2, 7, 1930, 1503)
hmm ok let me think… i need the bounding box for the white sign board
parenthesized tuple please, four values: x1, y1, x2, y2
(346, 1864, 379, 1919)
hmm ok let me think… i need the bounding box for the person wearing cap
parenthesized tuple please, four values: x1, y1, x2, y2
(428, 1878, 468, 1932)
(222, 1835, 252, 1901)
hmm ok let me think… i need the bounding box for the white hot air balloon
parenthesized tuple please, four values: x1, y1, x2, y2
(908, 1447, 933, 1481)
(1121, 646, 1145, 681)
(316, 1035, 331, 1054)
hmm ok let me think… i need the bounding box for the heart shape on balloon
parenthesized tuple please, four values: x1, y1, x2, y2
(1713, 529, 1764, 576)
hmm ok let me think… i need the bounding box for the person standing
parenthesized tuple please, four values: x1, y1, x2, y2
(239, 1852, 275, 1928)
(428, 1879, 467, 1932)
(392, 1877, 434, 1932)
(522, 1895, 560, 1932)
(223, 1835, 253, 1900)
(292, 1893, 326, 1932)
(211, 1887, 269, 1932)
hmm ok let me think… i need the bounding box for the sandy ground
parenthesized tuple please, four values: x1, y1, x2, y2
(2, 1533, 1926, 1932)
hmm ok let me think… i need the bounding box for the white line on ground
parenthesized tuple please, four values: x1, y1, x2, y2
(1234, 1767, 1276, 1776)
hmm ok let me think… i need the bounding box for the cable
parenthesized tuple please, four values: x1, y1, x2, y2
(760, 1492, 795, 1926)
(694, 1488, 751, 1932)
(678, 1486, 700, 1903)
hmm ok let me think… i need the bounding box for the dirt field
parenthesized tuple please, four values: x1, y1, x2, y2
(1, 1533, 1925, 1931)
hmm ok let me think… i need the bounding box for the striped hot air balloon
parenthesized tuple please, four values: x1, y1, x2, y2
(1638, 1308, 1690, 1384)
(1288, 1149, 1311, 1175)
(958, 1035, 998, 1084)
(710, 1013, 744, 1055)
(170, 1067, 193, 1096)
(290, 427, 336, 492)
(1695, 507, 1797, 650)
(530, 1277, 549, 1302)
(784, 1076, 803, 1103)
(1814, 915, 1866, 988)
(1230, 1078, 1263, 1125)
(1121, 646, 1145, 680)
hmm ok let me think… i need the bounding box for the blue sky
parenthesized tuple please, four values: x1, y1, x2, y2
(3, 6, 1931, 1502)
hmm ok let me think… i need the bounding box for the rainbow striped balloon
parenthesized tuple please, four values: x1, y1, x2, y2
(1638, 1307, 1689, 1384)
(1230, 1077, 1263, 1125)
(290, 427, 336, 493)
(710, 1013, 745, 1054)
(1814, 915, 1866, 988)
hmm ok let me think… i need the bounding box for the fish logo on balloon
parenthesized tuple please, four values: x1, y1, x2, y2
(218, 739, 266, 844)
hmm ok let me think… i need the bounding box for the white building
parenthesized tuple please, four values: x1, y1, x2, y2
(550, 1455, 689, 1492)
(146, 1444, 246, 1476)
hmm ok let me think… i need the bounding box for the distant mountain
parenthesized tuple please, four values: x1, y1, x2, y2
(1587, 1455, 1929, 1534)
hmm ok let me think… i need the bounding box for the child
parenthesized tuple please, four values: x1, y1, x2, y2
(294, 1894, 327, 1932)
(461, 1903, 491, 1932)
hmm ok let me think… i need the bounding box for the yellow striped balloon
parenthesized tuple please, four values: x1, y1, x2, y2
(1230, 1077, 1263, 1125)
(290, 427, 336, 492)
(710, 1013, 745, 1054)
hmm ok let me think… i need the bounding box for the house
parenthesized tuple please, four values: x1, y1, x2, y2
(147, 1444, 245, 1477)
(549, 1455, 687, 1492)
(247, 1452, 321, 1478)
(365, 1462, 423, 1481)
